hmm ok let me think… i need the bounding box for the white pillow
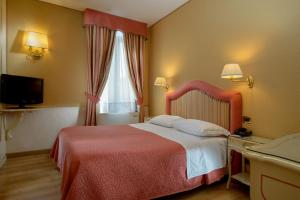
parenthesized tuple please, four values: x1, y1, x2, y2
(173, 119, 230, 137)
(149, 115, 183, 128)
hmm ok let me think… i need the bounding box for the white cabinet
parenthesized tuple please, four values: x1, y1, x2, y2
(0, 127, 6, 167)
(0, 0, 6, 168)
(0, 119, 6, 167)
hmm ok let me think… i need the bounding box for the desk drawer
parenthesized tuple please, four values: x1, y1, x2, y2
(228, 137, 258, 150)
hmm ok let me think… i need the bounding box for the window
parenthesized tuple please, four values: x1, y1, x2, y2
(99, 31, 137, 113)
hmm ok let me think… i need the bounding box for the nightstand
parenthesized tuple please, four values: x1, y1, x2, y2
(143, 117, 152, 123)
(227, 135, 271, 189)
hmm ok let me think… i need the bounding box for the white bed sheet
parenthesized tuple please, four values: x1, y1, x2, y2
(130, 123, 227, 179)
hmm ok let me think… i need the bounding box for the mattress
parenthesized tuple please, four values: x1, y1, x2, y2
(130, 123, 227, 179)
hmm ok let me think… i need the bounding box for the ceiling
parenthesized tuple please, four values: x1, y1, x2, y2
(40, 0, 190, 26)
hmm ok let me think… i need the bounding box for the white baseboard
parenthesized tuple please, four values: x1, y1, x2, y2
(0, 155, 6, 168)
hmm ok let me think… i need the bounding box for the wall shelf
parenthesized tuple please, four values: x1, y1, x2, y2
(0, 106, 48, 112)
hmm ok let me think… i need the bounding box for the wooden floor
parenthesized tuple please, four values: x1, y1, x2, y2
(0, 154, 61, 200)
(0, 154, 249, 200)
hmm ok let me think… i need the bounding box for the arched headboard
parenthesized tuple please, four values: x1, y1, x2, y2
(166, 80, 242, 133)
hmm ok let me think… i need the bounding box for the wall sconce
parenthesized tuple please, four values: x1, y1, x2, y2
(24, 31, 48, 59)
(221, 64, 254, 88)
(154, 77, 169, 90)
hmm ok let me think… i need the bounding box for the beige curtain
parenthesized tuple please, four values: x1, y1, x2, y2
(124, 33, 146, 122)
(85, 26, 116, 126)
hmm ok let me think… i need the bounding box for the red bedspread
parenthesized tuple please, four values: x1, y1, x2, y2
(51, 125, 225, 200)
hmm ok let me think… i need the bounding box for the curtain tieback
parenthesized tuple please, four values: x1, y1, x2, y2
(85, 92, 100, 103)
(137, 97, 143, 105)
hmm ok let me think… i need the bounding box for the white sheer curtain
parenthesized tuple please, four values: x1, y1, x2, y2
(99, 31, 137, 113)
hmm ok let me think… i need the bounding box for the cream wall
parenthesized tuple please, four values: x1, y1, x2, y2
(3, 0, 87, 154)
(1, 0, 150, 154)
(6, 0, 86, 107)
(6, 0, 150, 110)
(149, 0, 300, 138)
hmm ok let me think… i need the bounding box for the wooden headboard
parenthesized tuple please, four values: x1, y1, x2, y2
(166, 80, 242, 133)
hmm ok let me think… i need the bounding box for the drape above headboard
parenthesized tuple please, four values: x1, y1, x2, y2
(166, 80, 242, 133)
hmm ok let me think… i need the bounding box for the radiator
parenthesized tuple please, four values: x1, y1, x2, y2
(97, 112, 139, 125)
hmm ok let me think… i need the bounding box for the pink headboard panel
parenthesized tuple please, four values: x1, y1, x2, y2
(166, 80, 242, 133)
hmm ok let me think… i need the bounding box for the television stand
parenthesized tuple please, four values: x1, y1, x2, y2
(6, 106, 36, 109)
(0, 106, 47, 111)
(0, 106, 47, 140)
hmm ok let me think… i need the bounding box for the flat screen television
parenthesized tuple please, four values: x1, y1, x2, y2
(0, 74, 44, 108)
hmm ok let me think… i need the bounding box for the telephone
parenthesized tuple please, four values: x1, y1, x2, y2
(234, 128, 252, 137)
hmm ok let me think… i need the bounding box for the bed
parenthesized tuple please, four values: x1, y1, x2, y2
(50, 80, 242, 200)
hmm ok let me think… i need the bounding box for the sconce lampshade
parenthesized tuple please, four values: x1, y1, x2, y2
(154, 77, 168, 88)
(221, 64, 243, 79)
(25, 32, 48, 49)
